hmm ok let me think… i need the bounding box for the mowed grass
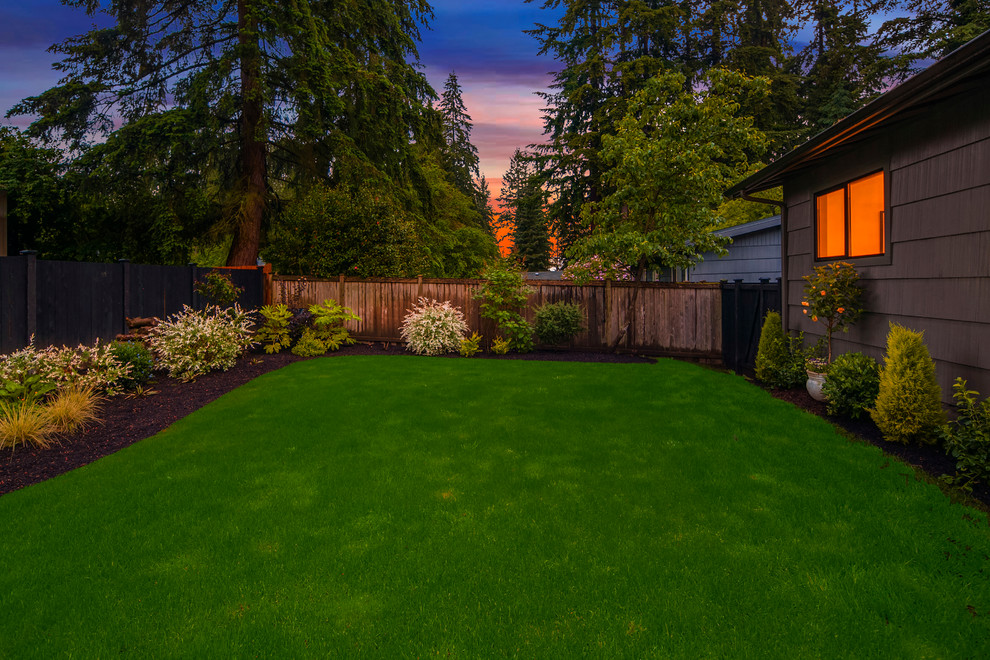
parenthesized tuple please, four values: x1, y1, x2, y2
(1, 357, 988, 658)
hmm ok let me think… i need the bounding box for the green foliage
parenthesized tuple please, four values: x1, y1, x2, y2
(309, 299, 360, 352)
(568, 69, 768, 281)
(491, 337, 511, 355)
(871, 324, 945, 444)
(754, 312, 806, 389)
(110, 341, 154, 390)
(802, 262, 864, 362)
(255, 304, 294, 354)
(939, 378, 990, 492)
(438, 72, 481, 199)
(0, 376, 56, 407)
(533, 302, 584, 346)
(475, 260, 534, 353)
(500, 149, 551, 270)
(149, 305, 256, 381)
(400, 298, 469, 356)
(194, 271, 243, 308)
(291, 329, 328, 358)
(459, 332, 483, 358)
(822, 352, 880, 420)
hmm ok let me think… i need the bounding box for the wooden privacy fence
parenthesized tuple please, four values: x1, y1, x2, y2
(270, 275, 722, 358)
(0, 254, 266, 353)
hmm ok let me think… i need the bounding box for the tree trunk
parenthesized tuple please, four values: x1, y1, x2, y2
(227, 0, 266, 267)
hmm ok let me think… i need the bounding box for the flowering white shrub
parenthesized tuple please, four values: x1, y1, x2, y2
(149, 305, 255, 381)
(400, 298, 469, 356)
(0, 339, 130, 395)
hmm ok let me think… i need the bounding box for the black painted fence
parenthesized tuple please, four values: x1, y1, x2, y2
(0, 254, 265, 353)
(721, 278, 782, 373)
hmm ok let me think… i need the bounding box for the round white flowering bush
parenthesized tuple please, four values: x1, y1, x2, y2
(149, 305, 255, 381)
(400, 298, 469, 356)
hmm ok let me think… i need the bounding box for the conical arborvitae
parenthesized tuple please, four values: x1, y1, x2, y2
(871, 323, 945, 444)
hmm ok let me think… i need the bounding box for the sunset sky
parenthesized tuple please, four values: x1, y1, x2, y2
(0, 0, 557, 194)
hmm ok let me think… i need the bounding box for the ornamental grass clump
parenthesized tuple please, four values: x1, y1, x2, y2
(801, 262, 864, 362)
(149, 305, 255, 381)
(0, 401, 54, 450)
(46, 385, 101, 435)
(401, 298, 469, 356)
(871, 323, 944, 444)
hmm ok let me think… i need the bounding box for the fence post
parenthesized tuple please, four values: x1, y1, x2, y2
(20, 250, 37, 344)
(188, 263, 198, 311)
(417, 275, 423, 300)
(733, 279, 743, 371)
(604, 279, 612, 348)
(338, 274, 346, 308)
(119, 259, 130, 334)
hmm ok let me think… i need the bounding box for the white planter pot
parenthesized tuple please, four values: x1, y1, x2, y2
(806, 371, 826, 402)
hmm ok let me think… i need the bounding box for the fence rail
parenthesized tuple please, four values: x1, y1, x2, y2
(0, 255, 265, 352)
(270, 276, 723, 357)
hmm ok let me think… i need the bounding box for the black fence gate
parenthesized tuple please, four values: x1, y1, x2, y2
(721, 279, 781, 373)
(0, 254, 265, 353)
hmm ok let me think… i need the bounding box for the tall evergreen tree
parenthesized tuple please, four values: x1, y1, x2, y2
(499, 149, 551, 270)
(878, 0, 990, 69)
(438, 72, 481, 198)
(8, 0, 434, 266)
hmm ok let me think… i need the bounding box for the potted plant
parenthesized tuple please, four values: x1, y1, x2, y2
(801, 262, 864, 400)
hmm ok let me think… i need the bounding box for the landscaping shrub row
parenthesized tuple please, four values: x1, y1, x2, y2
(755, 262, 990, 495)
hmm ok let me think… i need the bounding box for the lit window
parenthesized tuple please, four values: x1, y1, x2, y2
(815, 171, 885, 259)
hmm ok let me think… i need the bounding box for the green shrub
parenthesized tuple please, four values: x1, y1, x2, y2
(193, 270, 243, 307)
(939, 378, 990, 492)
(475, 260, 534, 353)
(149, 305, 256, 381)
(400, 298, 469, 356)
(534, 302, 584, 346)
(491, 337, 510, 355)
(754, 312, 805, 388)
(309, 299, 360, 351)
(291, 328, 328, 357)
(255, 304, 294, 354)
(871, 323, 945, 444)
(459, 332, 482, 358)
(111, 341, 154, 389)
(822, 352, 879, 419)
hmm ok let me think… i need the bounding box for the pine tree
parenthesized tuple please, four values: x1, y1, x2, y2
(499, 149, 551, 270)
(438, 72, 481, 199)
(7, 0, 434, 266)
(877, 0, 990, 73)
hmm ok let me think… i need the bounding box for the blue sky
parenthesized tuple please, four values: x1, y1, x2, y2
(0, 0, 556, 184)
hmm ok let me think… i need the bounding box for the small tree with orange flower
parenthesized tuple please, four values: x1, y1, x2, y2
(801, 262, 864, 363)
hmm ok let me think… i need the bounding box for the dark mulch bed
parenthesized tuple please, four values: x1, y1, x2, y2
(2, 345, 987, 513)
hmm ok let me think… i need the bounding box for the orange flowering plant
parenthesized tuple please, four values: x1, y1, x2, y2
(802, 262, 864, 362)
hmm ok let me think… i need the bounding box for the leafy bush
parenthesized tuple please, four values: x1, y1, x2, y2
(754, 312, 805, 388)
(41, 342, 131, 394)
(194, 270, 243, 307)
(111, 341, 154, 390)
(939, 379, 990, 492)
(309, 299, 360, 351)
(0, 401, 54, 450)
(491, 337, 511, 355)
(460, 332, 482, 357)
(534, 302, 584, 346)
(0, 374, 56, 406)
(256, 304, 294, 354)
(290, 329, 325, 357)
(149, 305, 256, 381)
(46, 386, 100, 435)
(871, 323, 945, 444)
(400, 298, 469, 356)
(475, 260, 534, 353)
(822, 352, 880, 419)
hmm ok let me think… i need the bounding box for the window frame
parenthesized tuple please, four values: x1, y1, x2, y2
(813, 168, 889, 265)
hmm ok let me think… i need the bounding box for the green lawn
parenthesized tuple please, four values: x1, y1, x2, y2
(1, 356, 988, 657)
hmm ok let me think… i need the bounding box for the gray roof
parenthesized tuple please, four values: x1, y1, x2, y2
(713, 215, 780, 239)
(726, 28, 990, 197)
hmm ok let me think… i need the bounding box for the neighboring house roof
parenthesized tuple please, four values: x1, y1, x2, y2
(726, 28, 990, 198)
(713, 215, 780, 239)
